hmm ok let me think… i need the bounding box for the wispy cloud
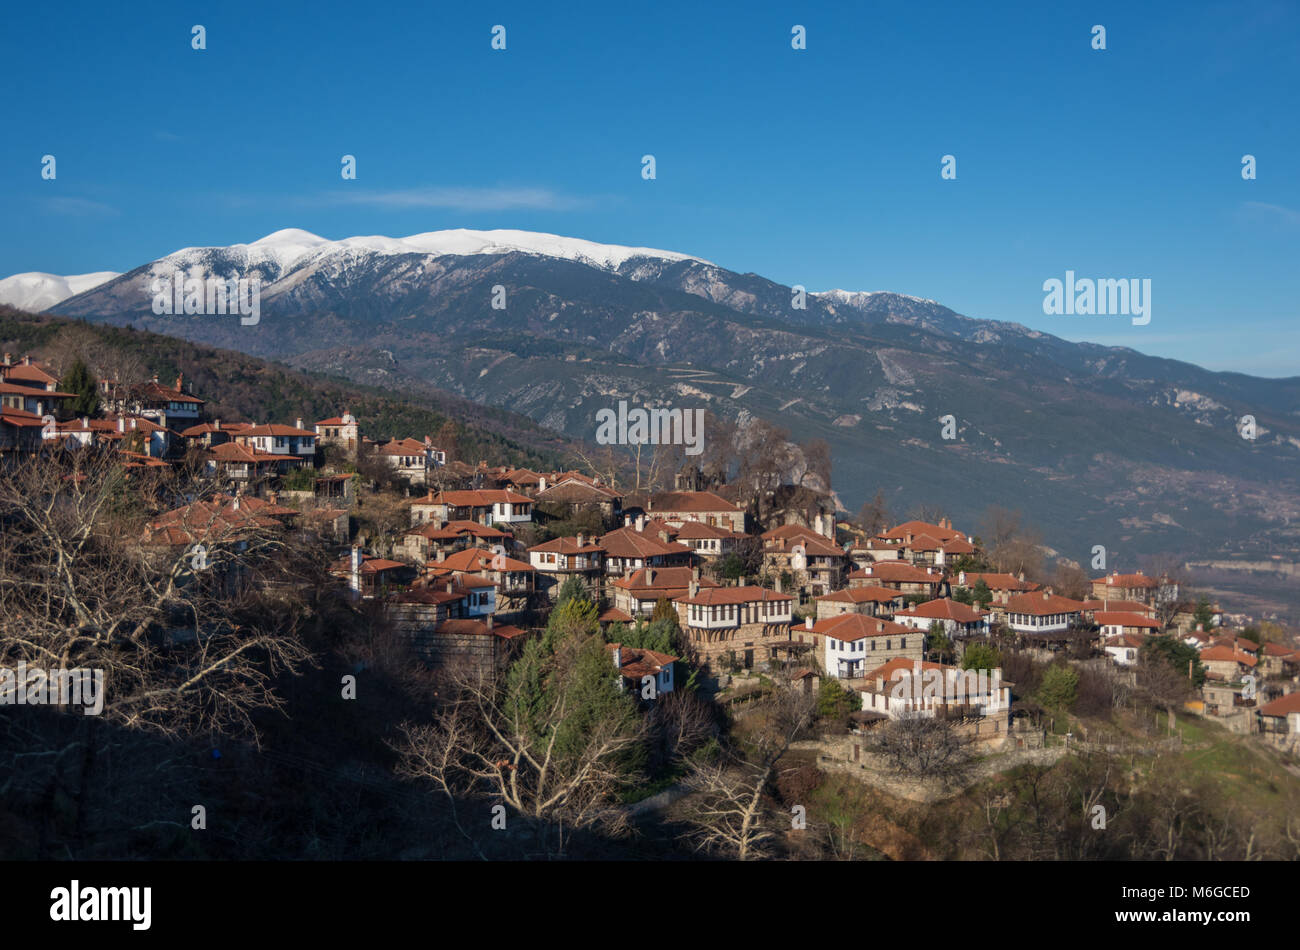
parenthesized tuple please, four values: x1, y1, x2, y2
(311, 186, 592, 212)
(1238, 201, 1300, 229)
(43, 196, 119, 217)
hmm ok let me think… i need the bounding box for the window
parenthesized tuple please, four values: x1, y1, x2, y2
(901, 637, 907, 649)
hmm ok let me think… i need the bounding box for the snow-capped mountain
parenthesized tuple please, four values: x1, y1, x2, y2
(8, 224, 1300, 569)
(0, 271, 119, 311)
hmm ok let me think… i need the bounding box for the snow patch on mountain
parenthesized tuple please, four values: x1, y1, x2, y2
(0, 271, 120, 311)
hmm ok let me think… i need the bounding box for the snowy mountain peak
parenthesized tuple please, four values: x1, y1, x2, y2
(0, 271, 120, 312)
(161, 228, 714, 272)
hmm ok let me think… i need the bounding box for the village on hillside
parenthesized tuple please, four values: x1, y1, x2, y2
(5, 346, 1300, 865)
(5, 349, 1297, 752)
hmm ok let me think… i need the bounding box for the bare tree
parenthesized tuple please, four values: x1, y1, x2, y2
(0, 451, 317, 856)
(679, 678, 816, 860)
(391, 633, 646, 848)
(0, 452, 312, 737)
(855, 489, 892, 536)
(979, 506, 1044, 579)
(871, 712, 973, 788)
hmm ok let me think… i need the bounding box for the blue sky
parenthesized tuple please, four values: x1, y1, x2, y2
(2, 0, 1297, 375)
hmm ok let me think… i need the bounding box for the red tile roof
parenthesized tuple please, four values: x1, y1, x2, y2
(649, 490, 741, 513)
(1006, 592, 1085, 616)
(818, 586, 905, 605)
(1094, 572, 1159, 589)
(896, 598, 988, 622)
(236, 424, 316, 437)
(598, 526, 691, 559)
(859, 657, 952, 688)
(813, 613, 912, 642)
(613, 567, 718, 596)
(527, 536, 603, 555)
(607, 643, 678, 678)
(1198, 645, 1258, 667)
(418, 489, 532, 506)
(1094, 611, 1161, 630)
(849, 562, 942, 583)
(678, 585, 792, 607)
(1258, 693, 1300, 717)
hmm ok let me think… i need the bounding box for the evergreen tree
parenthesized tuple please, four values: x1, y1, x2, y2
(926, 621, 953, 663)
(1142, 634, 1207, 687)
(555, 574, 591, 607)
(972, 579, 993, 610)
(1193, 596, 1217, 632)
(59, 358, 99, 416)
(960, 643, 1000, 671)
(1037, 664, 1079, 711)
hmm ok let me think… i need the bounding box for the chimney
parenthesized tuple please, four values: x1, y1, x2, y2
(805, 617, 814, 631)
(295, 417, 304, 431)
(23, 356, 32, 366)
(539, 476, 547, 491)
(624, 515, 631, 527)
(446, 580, 455, 594)
(612, 644, 622, 670)
(636, 514, 645, 532)
(436, 548, 445, 563)
(486, 614, 493, 630)
(81, 416, 88, 428)
(774, 573, 782, 593)
(350, 545, 362, 594)
(214, 419, 221, 430)
(175, 373, 184, 392)
(692, 565, 700, 582)
(232, 494, 241, 511)
(117, 417, 125, 433)
(658, 529, 670, 544)
(689, 580, 699, 597)
(1, 353, 10, 367)
(576, 532, 586, 549)
(646, 567, 655, 585)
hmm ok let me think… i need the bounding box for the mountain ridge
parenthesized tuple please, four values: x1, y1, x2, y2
(17, 228, 1300, 601)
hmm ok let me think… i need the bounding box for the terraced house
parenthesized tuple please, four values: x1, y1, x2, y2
(814, 613, 922, 679)
(647, 490, 745, 532)
(762, 524, 847, 597)
(675, 585, 795, 669)
(410, 489, 533, 527)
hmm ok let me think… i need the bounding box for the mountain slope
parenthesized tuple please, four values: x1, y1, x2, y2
(30, 228, 1300, 579)
(0, 307, 584, 471)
